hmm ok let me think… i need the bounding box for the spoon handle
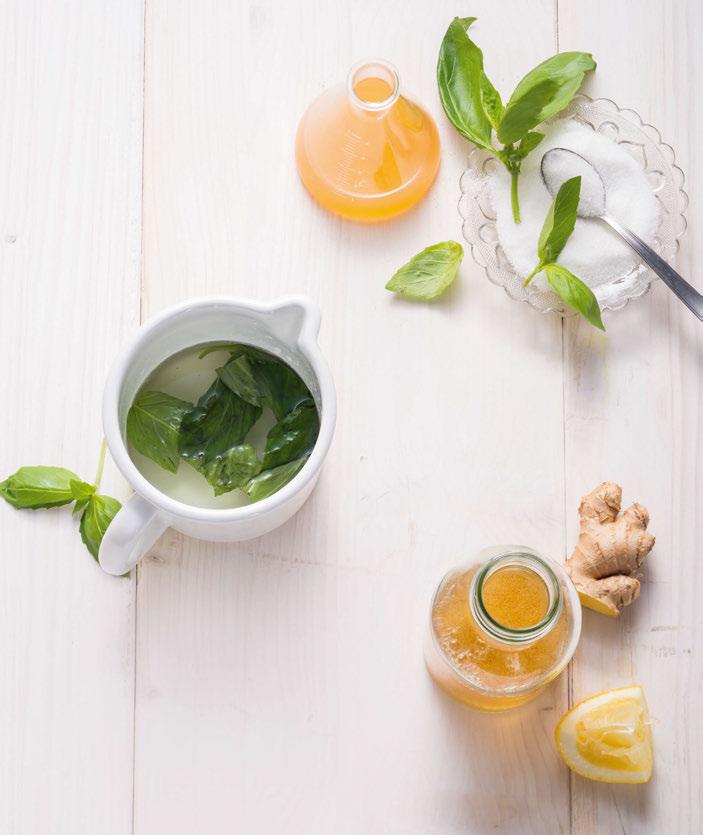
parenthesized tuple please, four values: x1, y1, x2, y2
(601, 214, 703, 320)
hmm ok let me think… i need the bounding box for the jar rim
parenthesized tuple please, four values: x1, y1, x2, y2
(346, 59, 400, 112)
(470, 552, 563, 644)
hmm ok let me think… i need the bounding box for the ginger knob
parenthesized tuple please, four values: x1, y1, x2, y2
(565, 482, 655, 617)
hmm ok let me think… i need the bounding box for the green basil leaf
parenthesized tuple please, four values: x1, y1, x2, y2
(195, 444, 262, 496)
(242, 353, 311, 422)
(127, 390, 192, 473)
(386, 241, 463, 301)
(497, 78, 558, 145)
(73, 497, 90, 516)
(437, 17, 493, 149)
(480, 70, 504, 130)
(538, 176, 581, 264)
(498, 52, 596, 144)
(180, 379, 262, 468)
(79, 494, 122, 560)
(545, 264, 605, 330)
(70, 479, 95, 501)
(263, 400, 320, 470)
(516, 130, 545, 158)
(0, 466, 82, 509)
(217, 354, 262, 407)
(244, 457, 308, 503)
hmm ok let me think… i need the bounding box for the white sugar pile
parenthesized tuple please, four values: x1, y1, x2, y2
(489, 120, 660, 288)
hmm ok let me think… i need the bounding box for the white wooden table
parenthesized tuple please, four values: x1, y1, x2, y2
(2, 1, 701, 833)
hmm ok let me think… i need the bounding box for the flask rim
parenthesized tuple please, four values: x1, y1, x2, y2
(346, 59, 400, 112)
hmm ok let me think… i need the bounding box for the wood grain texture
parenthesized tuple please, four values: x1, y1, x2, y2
(0, 1, 144, 833)
(559, 1, 703, 833)
(138, 1, 569, 832)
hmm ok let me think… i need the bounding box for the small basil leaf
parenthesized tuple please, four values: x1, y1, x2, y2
(243, 353, 311, 422)
(480, 71, 503, 131)
(70, 479, 95, 501)
(386, 241, 463, 301)
(263, 400, 320, 470)
(217, 355, 262, 407)
(497, 78, 558, 145)
(73, 497, 90, 516)
(538, 176, 581, 264)
(517, 130, 545, 158)
(545, 264, 605, 330)
(244, 457, 308, 503)
(498, 52, 596, 144)
(127, 390, 192, 473)
(180, 379, 262, 467)
(0, 466, 82, 509)
(79, 494, 122, 560)
(437, 17, 493, 149)
(195, 444, 262, 496)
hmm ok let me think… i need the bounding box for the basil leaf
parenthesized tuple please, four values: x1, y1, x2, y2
(243, 353, 311, 422)
(516, 130, 545, 158)
(244, 457, 308, 503)
(180, 379, 262, 468)
(0, 466, 83, 509)
(545, 264, 605, 330)
(217, 355, 262, 407)
(70, 479, 95, 501)
(386, 241, 463, 301)
(480, 71, 503, 131)
(79, 494, 122, 560)
(538, 176, 581, 264)
(437, 17, 493, 149)
(195, 444, 262, 496)
(263, 400, 320, 470)
(127, 390, 192, 473)
(498, 52, 596, 144)
(497, 78, 558, 145)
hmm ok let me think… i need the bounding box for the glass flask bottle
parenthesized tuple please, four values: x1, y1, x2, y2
(425, 546, 582, 711)
(295, 60, 441, 222)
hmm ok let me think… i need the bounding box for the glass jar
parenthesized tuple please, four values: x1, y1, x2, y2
(425, 546, 581, 711)
(295, 60, 441, 222)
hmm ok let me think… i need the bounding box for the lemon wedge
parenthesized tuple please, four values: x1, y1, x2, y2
(555, 686, 653, 783)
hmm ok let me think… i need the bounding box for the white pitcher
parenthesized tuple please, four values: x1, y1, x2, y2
(99, 296, 336, 576)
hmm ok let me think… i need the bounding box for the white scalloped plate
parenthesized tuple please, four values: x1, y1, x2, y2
(458, 95, 688, 315)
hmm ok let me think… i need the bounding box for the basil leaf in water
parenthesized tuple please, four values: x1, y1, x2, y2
(179, 379, 262, 468)
(437, 16, 595, 222)
(0, 466, 90, 509)
(79, 494, 122, 560)
(127, 390, 192, 473)
(216, 354, 262, 407)
(386, 241, 463, 301)
(198, 444, 262, 496)
(263, 399, 320, 470)
(244, 457, 308, 503)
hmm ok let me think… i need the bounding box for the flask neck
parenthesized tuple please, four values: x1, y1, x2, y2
(469, 551, 563, 645)
(346, 60, 400, 114)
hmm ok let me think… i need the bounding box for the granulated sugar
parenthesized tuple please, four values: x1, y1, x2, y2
(489, 120, 660, 289)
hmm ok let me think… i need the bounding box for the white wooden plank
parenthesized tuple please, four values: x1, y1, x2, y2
(0, 1, 144, 833)
(559, 1, 703, 832)
(138, 1, 570, 832)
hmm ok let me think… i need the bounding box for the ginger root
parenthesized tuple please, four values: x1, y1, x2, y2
(565, 482, 655, 617)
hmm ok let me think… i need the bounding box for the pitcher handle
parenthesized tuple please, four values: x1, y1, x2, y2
(98, 494, 168, 576)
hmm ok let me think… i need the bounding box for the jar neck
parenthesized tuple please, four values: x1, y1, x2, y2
(346, 60, 400, 114)
(469, 551, 563, 645)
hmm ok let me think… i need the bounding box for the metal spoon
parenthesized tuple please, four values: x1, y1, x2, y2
(541, 147, 703, 320)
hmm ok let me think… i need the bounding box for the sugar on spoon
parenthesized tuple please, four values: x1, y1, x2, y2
(541, 147, 703, 320)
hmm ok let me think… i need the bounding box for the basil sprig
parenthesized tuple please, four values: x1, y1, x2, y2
(0, 446, 123, 568)
(437, 17, 595, 222)
(386, 241, 464, 301)
(126, 345, 319, 502)
(524, 176, 604, 330)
